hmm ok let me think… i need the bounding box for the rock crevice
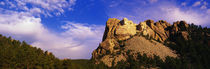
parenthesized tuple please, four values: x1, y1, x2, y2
(92, 18, 190, 67)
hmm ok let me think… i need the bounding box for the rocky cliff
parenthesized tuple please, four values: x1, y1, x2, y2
(92, 18, 190, 67)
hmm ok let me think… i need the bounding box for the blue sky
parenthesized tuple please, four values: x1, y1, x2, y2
(0, 0, 209, 59)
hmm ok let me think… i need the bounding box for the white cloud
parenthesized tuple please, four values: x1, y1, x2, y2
(207, 9, 210, 14)
(0, 11, 47, 43)
(29, 8, 42, 16)
(105, 0, 210, 27)
(181, 2, 187, 6)
(200, 1, 208, 9)
(0, 0, 105, 59)
(200, 5, 207, 9)
(160, 7, 209, 26)
(61, 22, 104, 40)
(8, 1, 16, 8)
(2, 0, 76, 16)
(149, 0, 158, 3)
(59, 22, 105, 59)
(0, 1, 5, 5)
(193, 1, 201, 7)
(203, 1, 208, 6)
(108, 1, 121, 8)
(0, 10, 104, 59)
(34, 22, 104, 59)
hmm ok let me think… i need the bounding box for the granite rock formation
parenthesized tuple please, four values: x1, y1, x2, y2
(92, 18, 190, 67)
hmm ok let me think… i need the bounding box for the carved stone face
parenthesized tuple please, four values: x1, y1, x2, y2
(115, 18, 137, 40)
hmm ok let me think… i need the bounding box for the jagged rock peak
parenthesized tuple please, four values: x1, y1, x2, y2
(102, 18, 137, 41)
(92, 18, 190, 67)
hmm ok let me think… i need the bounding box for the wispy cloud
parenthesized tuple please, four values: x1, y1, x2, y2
(0, 0, 106, 59)
(200, 1, 208, 9)
(149, 0, 158, 3)
(104, 0, 210, 27)
(181, 2, 187, 6)
(192, 1, 201, 7)
(160, 6, 209, 26)
(0, 0, 76, 17)
(0, 0, 209, 60)
(207, 9, 210, 14)
(0, 10, 104, 59)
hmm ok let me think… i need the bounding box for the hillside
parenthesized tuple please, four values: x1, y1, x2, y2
(92, 18, 210, 69)
(0, 18, 209, 69)
(0, 34, 107, 69)
(0, 35, 58, 68)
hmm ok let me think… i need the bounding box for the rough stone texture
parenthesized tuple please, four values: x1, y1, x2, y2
(152, 21, 170, 42)
(102, 18, 121, 41)
(115, 18, 137, 40)
(170, 21, 189, 41)
(180, 31, 189, 40)
(137, 21, 155, 38)
(92, 18, 191, 67)
(92, 39, 119, 64)
(100, 54, 127, 67)
(142, 20, 171, 42)
(100, 55, 114, 67)
(125, 36, 177, 60)
(100, 39, 118, 52)
(113, 54, 127, 66)
(146, 20, 155, 29)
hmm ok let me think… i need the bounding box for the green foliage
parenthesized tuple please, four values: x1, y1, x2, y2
(111, 52, 184, 69)
(112, 24, 210, 69)
(166, 24, 210, 69)
(0, 35, 63, 69)
(0, 24, 209, 69)
(0, 36, 58, 68)
(0, 35, 109, 69)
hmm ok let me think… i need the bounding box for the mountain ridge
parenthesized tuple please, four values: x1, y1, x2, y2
(92, 18, 208, 68)
(0, 18, 209, 69)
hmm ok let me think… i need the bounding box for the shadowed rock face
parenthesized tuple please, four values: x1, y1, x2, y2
(92, 18, 190, 67)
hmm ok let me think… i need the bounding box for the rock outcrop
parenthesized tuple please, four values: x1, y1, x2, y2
(92, 18, 190, 67)
(115, 18, 137, 41)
